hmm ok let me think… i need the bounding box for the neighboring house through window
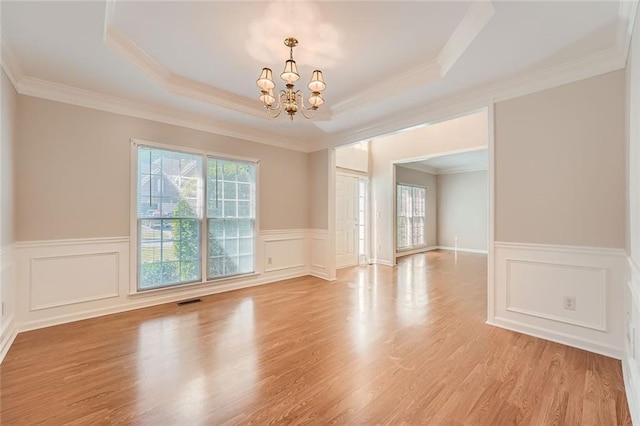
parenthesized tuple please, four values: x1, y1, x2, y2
(135, 143, 257, 290)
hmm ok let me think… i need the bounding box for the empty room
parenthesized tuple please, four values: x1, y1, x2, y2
(1, 0, 639, 424)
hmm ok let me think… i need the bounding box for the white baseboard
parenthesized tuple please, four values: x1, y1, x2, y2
(0, 313, 17, 364)
(437, 246, 488, 254)
(491, 241, 626, 362)
(10, 230, 335, 340)
(623, 355, 640, 426)
(374, 259, 395, 267)
(396, 246, 439, 258)
(489, 316, 622, 359)
(18, 268, 309, 332)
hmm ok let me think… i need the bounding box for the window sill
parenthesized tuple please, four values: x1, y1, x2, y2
(128, 271, 260, 298)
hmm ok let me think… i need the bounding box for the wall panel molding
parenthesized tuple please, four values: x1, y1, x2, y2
(10, 230, 333, 342)
(491, 241, 626, 359)
(0, 244, 17, 364)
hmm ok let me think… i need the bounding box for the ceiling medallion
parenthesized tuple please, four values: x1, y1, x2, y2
(256, 37, 326, 121)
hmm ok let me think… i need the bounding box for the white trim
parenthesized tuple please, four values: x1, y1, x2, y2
(17, 267, 310, 333)
(260, 229, 307, 236)
(623, 356, 640, 426)
(129, 140, 260, 293)
(104, 26, 272, 120)
(396, 163, 438, 175)
(487, 101, 496, 325)
(437, 1, 495, 76)
(132, 138, 261, 165)
(374, 259, 395, 267)
(492, 241, 626, 361)
(324, 48, 626, 150)
(0, 313, 17, 364)
(488, 316, 622, 360)
(29, 252, 121, 310)
(437, 246, 488, 254)
(505, 259, 607, 332)
(494, 241, 626, 257)
(15, 236, 129, 249)
(16, 77, 308, 152)
(437, 166, 488, 175)
(617, 0, 640, 62)
(331, 2, 494, 119)
(0, 32, 22, 90)
(396, 246, 438, 258)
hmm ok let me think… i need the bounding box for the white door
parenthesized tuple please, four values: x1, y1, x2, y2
(336, 174, 359, 268)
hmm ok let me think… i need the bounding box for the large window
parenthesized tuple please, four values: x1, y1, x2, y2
(135, 143, 256, 290)
(397, 184, 426, 250)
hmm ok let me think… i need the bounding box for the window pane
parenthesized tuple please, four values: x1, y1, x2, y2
(397, 184, 425, 250)
(137, 146, 202, 290)
(206, 158, 256, 280)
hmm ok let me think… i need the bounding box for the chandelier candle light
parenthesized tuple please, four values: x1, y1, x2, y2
(256, 37, 326, 120)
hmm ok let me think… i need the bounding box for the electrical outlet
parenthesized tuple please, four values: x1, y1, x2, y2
(563, 296, 576, 311)
(267, 257, 272, 265)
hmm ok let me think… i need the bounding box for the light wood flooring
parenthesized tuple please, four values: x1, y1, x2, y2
(0, 251, 631, 424)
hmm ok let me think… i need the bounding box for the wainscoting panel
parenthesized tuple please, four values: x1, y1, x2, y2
(0, 244, 17, 364)
(506, 259, 606, 331)
(30, 251, 120, 310)
(309, 229, 329, 279)
(261, 230, 307, 273)
(490, 242, 626, 359)
(10, 229, 333, 342)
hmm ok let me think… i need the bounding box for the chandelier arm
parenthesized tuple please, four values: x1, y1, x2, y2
(297, 90, 319, 116)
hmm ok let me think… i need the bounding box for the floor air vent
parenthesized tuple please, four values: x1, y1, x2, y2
(177, 298, 202, 306)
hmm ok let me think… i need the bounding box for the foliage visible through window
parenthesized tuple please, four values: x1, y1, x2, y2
(397, 184, 426, 250)
(136, 145, 256, 290)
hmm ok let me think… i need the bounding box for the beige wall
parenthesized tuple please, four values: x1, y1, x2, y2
(495, 70, 626, 248)
(436, 170, 487, 251)
(370, 111, 488, 264)
(15, 96, 310, 241)
(1, 70, 16, 247)
(395, 166, 437, 248)
(309, 149, 329, 230)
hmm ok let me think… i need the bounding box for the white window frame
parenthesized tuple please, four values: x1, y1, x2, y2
(129, 138, 260, 295)
(396, 183, 426, 252)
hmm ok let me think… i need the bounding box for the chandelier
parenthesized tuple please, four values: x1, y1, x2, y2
(256, 37, 326, 120)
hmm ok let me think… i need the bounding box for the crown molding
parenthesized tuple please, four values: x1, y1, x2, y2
(322, 46, 626, 148)
(437, 0, 495, 76)
(437, 166, 488, 175)
(396, 163, 438, 175)
(16, 76, 311, 153)
(330, 1, 494, 120)
(617, 0, 639, 62)
(0, 32, 23, 90)
(104, 26, 268, 119)
(331, 60, 441, 120)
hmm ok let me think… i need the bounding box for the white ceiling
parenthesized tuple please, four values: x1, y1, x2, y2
(1, 1, 634, 152)
(400, 149, 488, 175)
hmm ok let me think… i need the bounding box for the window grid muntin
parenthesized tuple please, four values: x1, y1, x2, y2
(397, 184, 426, 250)
(136, 144, 257, 291)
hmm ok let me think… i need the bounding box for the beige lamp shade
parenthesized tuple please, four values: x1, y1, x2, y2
(259, 89, 276, 106)
(281, 60, 300, 83)
(256, 68, 275, 90)
(308, 70, 326, 92)
(308, 92, 324, 107)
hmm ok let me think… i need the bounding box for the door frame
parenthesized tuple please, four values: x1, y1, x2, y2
(335, 171, 366, 269)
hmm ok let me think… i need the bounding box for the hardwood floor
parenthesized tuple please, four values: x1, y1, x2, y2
(0, 251, 631, 425)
